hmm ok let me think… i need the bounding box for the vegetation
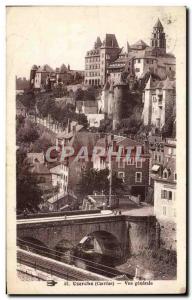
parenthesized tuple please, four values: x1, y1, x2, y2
(16, 149, 42, 214)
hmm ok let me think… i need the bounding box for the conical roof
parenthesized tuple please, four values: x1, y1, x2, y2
(154, 18, 163, 29)
(94, 36, 102, 49)
(60, 64, 68, 73)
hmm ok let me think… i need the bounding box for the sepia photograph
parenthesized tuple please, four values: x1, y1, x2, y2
(6, 5, 186, 294)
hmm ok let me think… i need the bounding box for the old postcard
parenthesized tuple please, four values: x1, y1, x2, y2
(6, 6, 186, 294)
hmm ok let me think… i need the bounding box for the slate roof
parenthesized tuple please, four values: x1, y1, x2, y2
(36, 64, 54, 73)
(131, 39, 149, 50)
(154, 18, 163, 28)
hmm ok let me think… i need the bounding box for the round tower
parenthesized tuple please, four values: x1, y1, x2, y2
(108, 81, 114, 118)
(112, 77, 127, 130)
(30, 65, 38, 88)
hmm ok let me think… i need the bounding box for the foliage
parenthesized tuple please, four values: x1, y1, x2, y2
(74, 88, 84, 101)
(77, 167, 124, 198)
(161, 115, 176, 138)
(17, 119, 39, 144)
(17, 90, 36, 112)
(16, 149, 42, 213)
(31, 132, 54, 153)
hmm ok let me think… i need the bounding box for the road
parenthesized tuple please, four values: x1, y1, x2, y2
(17, 206, 154, 225)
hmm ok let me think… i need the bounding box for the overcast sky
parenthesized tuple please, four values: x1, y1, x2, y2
(7, 6, 181, 79)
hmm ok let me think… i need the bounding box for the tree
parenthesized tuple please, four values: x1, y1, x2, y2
(74, 88, 84, 101)
(77, 167, 124, 198)
(16, 149, 42, 213)
(17, 120, 39, 144)
(161, 115, 175, 138)
(17, 90, 36, 112)
(74, 113, 88, 129)
(31, 132, 53, 153)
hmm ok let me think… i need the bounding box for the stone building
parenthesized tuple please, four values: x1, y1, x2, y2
(30, 64, 84, 90)
(93, 134, 149, 201)
(153, 139, 177, 250)
(142, 75, 176, 129)
(84, 34, 120, 86)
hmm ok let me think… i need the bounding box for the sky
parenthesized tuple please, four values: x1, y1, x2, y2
(7, 6, 181, 79)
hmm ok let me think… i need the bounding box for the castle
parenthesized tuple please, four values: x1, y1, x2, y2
(30, 64, 84, 90)
(97, 19, 176, 131)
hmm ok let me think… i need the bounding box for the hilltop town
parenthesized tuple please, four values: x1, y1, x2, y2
(16, 19, 177, 280)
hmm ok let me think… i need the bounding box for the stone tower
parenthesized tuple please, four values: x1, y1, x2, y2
(108, 81, 114, 118)
(112, 77, 127, 130)
(101, 81, 110, 114)
(151, 18, 166, 56)
(30, 65, 38, 88)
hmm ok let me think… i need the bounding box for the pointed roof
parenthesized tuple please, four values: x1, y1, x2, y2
(60, 64, 68, 73)
(154, 18, 163, 29)
(102, 34, 119, 48)
(94, 36, 102, 49)
(145, 75, 158, 90)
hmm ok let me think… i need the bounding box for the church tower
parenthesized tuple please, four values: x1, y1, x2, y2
(151, 18, 166, 56)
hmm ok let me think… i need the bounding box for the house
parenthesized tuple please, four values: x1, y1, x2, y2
(82, 194, 119, 210)
(93, 134, 149, 201)
(30, 64, 84, 90)
(107, 19, 175, 83)
(56, 121, 84, 147)
(153, 139, 176, 250)
(49, 162, 69, 194)
(46, 192, 78, 212)
(142, 75, 175, 129)
(84, 34, 120, 86)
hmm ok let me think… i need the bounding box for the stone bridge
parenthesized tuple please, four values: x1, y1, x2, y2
(17, 213, 157, 262)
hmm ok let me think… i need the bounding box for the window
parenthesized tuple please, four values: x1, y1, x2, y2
(135, 68, 140, 73)
(163, 170, 168, 179)
(168, 191, 172, 200)
(135, 172, 142, 183)
(163, 206, 166, 216)
(137, 59, 140, 63)
(174, 173, 177, 181)
(118, 172, 125, 182)
(118, 159, 125, 169)
(136, 159, 142, 168)
(161, 189, 168, 199)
